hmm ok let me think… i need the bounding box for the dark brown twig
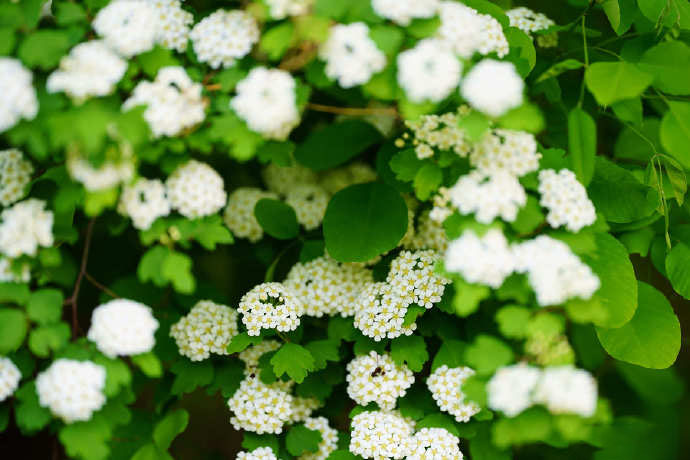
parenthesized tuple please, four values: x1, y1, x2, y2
(64, 218, 96, 337)
(306, 102, 398, 117)
(84, 272, 120, 299)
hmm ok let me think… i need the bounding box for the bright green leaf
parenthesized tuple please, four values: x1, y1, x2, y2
(270, 343, 315, 383)
(568, 108, 597, 186)
(254, 199, 299, 240)
(390, 335, 428, 372)
(0, 308, 27, 354)
(153, 409, 189, 450)
(665, 243, 690, 299)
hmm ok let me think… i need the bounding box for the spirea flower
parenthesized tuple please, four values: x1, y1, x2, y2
(36, 359, 106, 423)
(507, 7, 555, 37)
(170, 300, 239, 361)
(0, 258, 30, 283)
(285, 256, 373, 317)
(487, 364, 541, 417)
(533, 366, 598, 417)
(290, 397, 323, 424)
(513, 235, 600, 306)
(0, 58, 38, 133)
(387, 250, 450, 309)
(349, 410, 415, 459)
(231, 67, 300, 140)
(165, 160, 227, 219)
(319, 22, 386, 88)
(67, 152, 135, 192)
(224, 187, 279, 242)
(408, 427, 464, 459)
(0, 149, 33, 206)
(190, 10, 259, 69)
(285, 184, 329, 230)
(402, 110, 472, 158)
(118, 178, 171, 230)
(354, 282, 414, 340)
(146, 0, 193, 52)
(237, 447, 277, 460)
(262, 163, 318, 196)
(346, 352, 414, 410)
(406, 210, 449, 252)
(461, 59, 524, 117)
(471, 130, 541, 177)
(538, 169, 596, 232)
(397, 39, 462, 103)
(238, 282, 304, 336)
(436, 2, 484, 57)
(265, 0, 313, 19)
(0, 199, 53, 258)
(47, 41, 127, 101)
(449, 170, 526, 223)
(228, 375, 294, 434)
(123, 66, 206, 137)
(444, 229, 516, 288)
(318, 162, 377, 195)
(0, 357, 21, 402)
(427, 365, 480, 423)
(371, 0, 439, 26)
(300, 416, 338, 460)
(93, 1, 157, 57)
(87, 299, 159, 358)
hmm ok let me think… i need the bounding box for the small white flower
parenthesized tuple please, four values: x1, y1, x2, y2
(238, 282, 304, 336)
(538, 169, 596, 232)
(0, 149, 33, 207)
(534, 366, 598, 417)
(0, 58, 38, 133)
(461, 59, 524, 117)
(371, 0, 439, 26)
(449, 170, 526, 223)
(224, 187, 278, 242)
(87, 299, 159, 358)
(0, 199, 53, 258)
(265, 0, 313, 19)
(190, 10, 259, 69)
(165, 160, 227, 219)
(300, 416, 338, 460)
(408, 427, 464, 459)
(237, 447, 277, 460)
(170, 300, 239, 361)
(471, 130, 541, 177)
(487, 364, 541, 417)
(0, 357, 21, 402)
(228, 375, 294, 434)
(118, 178, 171, 230)
(397, 39, 462, 103)
(93, 1, 157, 57)
(350, 410, 416, 459)
(284, 184, 329, 230)
(445, 229, 516, 288)
(346, 351, 414, 410)
(427, 365, 480, 423)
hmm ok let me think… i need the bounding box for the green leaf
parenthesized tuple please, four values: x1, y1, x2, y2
(323, 183, 408, 262)
(241, 432, 280, 455)
(131, 352, 163, 378)
(390, 335, 428, 372)
(59, 415, 111, 460)
(535, 59, 584, 83)
(227, 332, 263, 354)
(14, 382, 52, 434)
(18, 29, 72, 70)
(616, 361, 684, 405)
(93, 355, 132, 397)
(26, 289, 64, 325)
(510, 195, 545, 235)
(326, 451, 360, 460)
(305, 339, 340, 370)
(618, 227, 655, 256)
(568, 108, 597, 186)
(492, 407, 552, 448)
(256, 141, 294, 166)
(470, 424, 511, 460)
(611, 98, 643, 125)
(431, 339, 467, 371)
(131, 443, 173, 460)
(596, 281, 681, 369)
(254, 199, 299, 240)
(0, 282, 30, 304)
(260, 22, 295, 60)
(497, 103, 545, 133)
(505, 27, 536, 76)
(665, 243, 690, 299)
(327, 317, 357, 341)
(457, 110, 491, 142)
(191, 216, 234, 250)
(153, 409, 189, 450)
(413, 163, 443, 200)
(171, 360, 214, 395)
(585, 61, 652, 106)
(389, 149, 425, 181)
(0, 308, 27, 354)
(138, 246, 169, 287)
(270, 343, 315, 383)
(416, 413, 460, 437)
(495, 305, 532, 339)
(638, 41, 690, 95)
(369, 25, 404, 56)
(54, 2, 87, 25)
(295, 120, 382, 171)
(286, 424, 322, 456)
(28, 322, 70, 357)
(464, 335, 514, 376)
(161, 251, 195, 294)
(660, 101, 690, 169)
(136, 46, 179, 78)
(452, 278, 490, 317)
(600, 0, 636, 34)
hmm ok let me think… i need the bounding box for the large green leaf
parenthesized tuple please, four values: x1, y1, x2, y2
(153, 409, 189, 450)
(585, 61, 653, 106)
(0, 309, 27, 354)
(323, 183, 408, 262)
(254, 199, 299, 240)
(638, 41, 690, 95)
(270, 343, 315, 383)
(596, 282, 680, 369)
(660, 101, 690, 169)
(568, 108, 597, 186)
(665, 243, 690, 299)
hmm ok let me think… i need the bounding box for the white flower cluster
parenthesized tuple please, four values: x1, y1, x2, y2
(427, 365, 480, 423)
(231, 67, 300, 140)
(0, 357, 21, 402)
(0, 58, 38, 133)
(170, 300, 239, 361)
(320, 23, 386, 88)
(301, 416, 338, 460)
(239, 340, 282, 373)
(354, 282, 414, 340)
(319, 162, 377, 195)
(93, 1, 157, 57)
(408, 427, 464, 459)
(445, 229, 515, 288)
(371, 0, 439, 25)
(262, 164, 317, 196)
(238, 282, 304, 336)
(289, 396, 322, 423)
(0, 258, 30, 283)
(285, 184, 330, 230)
(67, 152, 134, 192)
(0, 199, 53, 258)
(228, 375, 294, 434)
(47, 41, 127, 101)
(388, 250, 450, 308)
(350, 410, 416, 459)
(36, 359, 106, 423)
(471, 130, 541, 177)
(0, 149, 33, 206)
(401, 110, 471, 159)
(165, 160, 227, 219)
(488, 364, 597, 418)
(538, 169, 596, 232)
(449, 170, 526, 223)
(266, 0, 313, 19)
(87, 299, 159, 358)
(346, 351, 414, 410)
(123, 66, 206, 138)
(285, 256, 373, 317)
(224, 187, 278, 242)
(237, 447, 277, 460)
(397, 39, 461, 103)
(437, 1, 509, 57)
(144, 0, 193, 52)
(461, 59, 524, 117)
(190, 10, 259, 69)
(118, 178, 171, 230)
(507, 7, 555, 46)
(406, 210, 449, 252)
(513, 236, 600, 306)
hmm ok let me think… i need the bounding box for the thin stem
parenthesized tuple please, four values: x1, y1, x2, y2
(306, 103, 398, 117)
(578, 15, 589, 107)
(84, 272, 120, 299)
(204, 83, 222, 91)
(64, 219, 96, 337)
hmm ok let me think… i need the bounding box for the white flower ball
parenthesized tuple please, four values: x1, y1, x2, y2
(0, 257, 30, 283)
(449, 170, 526, 223)
(371, 0, 439, 26)
(262, 163, 318, 196)
(0, 149, 33, 207)
(228, 375, 294, 434)
(427, 365, 480, 423)
(36, 359, 106, 423)
(346, 351, 415, 410)
(538, 169, 596, 232)
(487, 364, 541, 417)
(118, 178, 171, 230)
(190, 10, 259, 69)
(397, 39, 462, 103)
(165, 160, 227, 219)
(87, 299, 159, 358)
(238, 282, 304, 336)
(350, 410, 416, 459)
(93, 0, 157, 57)
(224, 187, 279, 242)
(0, 58, 38, 133)
(445, 229, 516, 288)
(237, 447, 278, 460)
(353, 282, 414, 341)
(408, 427, 464, 459)
(284, 184, 329, 230)
(170, 300, 239, 361)
(461, 59, 524, 117)
(300, 416, 338, 460)
(67, 152, 135, 192)
(265, 0, 313, 19)
(0, 199, 53, 258)
(0, 357, 21, 402)
(471, 129, 541, 177)
(534, 366, 598, 417)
